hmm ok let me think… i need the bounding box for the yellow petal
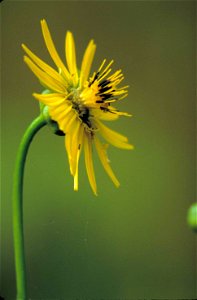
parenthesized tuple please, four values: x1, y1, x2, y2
(60, 110, 77, 133)
(33, 93, 67, 107)
(68, 119, 81, 175)
(84, 132, 97, 195)
(65, 31, 78, 86)
(65, 132, 73, 174)
(80, 39, 96, 87)
(65, 119, 82, 182)
(74, 127, 84, 191)
(95, 120, 134, 150)
(94, 137, 120, 187)
(51, 106, 74, 133)
(24, 56, 65, 93)
(41, 19, 70, 81)
(50, 104, 72, 122)
(22, 44, 67, 87)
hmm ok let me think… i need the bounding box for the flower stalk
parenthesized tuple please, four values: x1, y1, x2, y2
(13, 114, 46, 299)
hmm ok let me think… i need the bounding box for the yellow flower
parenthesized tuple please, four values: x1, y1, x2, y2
(22, 19, 134, 195)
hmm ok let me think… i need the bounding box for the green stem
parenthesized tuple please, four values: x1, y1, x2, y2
(13, 114, 46, 300)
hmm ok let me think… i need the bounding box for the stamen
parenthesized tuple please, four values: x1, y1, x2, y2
(119, 94, 128, 100)
(98, 86, 111, 94)
(88, 71, 100, 87)
(100, 60, 114, 76)
(98, 79, 111, 87)
(97, 68, 112, 82)
(98, 59, 106, 72)
(108, 69, 122, 80)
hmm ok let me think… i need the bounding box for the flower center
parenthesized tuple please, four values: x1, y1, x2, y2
(69, 87, 92, 128)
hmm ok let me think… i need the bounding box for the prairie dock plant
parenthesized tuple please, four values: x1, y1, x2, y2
(13, 20, 133, 299)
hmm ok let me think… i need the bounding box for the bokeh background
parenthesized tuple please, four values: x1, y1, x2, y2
(1, 0, 196, 299)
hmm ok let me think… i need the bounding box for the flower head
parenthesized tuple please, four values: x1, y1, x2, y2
(22, 19, 133, 195)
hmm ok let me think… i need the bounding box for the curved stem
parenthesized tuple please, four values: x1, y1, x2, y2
(13, 114, 46, 300)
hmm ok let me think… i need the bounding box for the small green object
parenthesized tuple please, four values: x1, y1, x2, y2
(187, 202, 197, 232)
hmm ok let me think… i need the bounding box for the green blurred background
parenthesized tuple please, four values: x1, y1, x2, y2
(1, 0, 196, 299)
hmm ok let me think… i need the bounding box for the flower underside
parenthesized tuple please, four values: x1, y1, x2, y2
(22, 19, 134, 195)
